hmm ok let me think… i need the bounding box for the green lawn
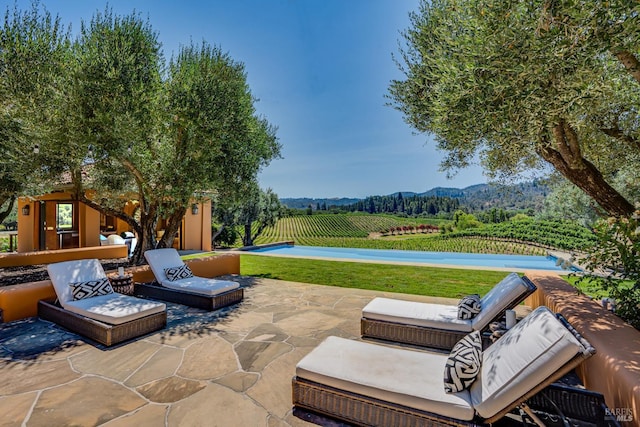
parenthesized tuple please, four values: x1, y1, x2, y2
(239, 253, 513, 298)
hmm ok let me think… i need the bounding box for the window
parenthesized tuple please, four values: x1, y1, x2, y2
(57, 203, 74, 230)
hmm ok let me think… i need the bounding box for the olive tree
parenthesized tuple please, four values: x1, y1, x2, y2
(0, 3, 70, 223)
(237, 185, 282, 247)
(390, 0, 640, 217)
(61, 9, 164, 264)
(65, 9, 279, 264)
(157, 43, 280, 255)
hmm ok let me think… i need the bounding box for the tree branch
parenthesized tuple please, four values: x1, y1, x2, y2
(537, 132, 634, 217)
(552, 120, 583, 169)
(0, 195, 17, 223)
(615, 50, 640, 85)
(76, 191, 141, 235)
(600, 126, 640, 151)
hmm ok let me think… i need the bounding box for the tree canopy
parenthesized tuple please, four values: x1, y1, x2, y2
(1, 4, 281, 263)
(0, 3, 70, 222)
(390, 0, 640, 217)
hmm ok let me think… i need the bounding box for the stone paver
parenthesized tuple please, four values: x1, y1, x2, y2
(29, 376, 147, 426)
(0, 392, 38, 427)
(0, 276, 530, 426)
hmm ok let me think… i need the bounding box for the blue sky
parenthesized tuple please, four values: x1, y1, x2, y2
(9, 0, 486, 198)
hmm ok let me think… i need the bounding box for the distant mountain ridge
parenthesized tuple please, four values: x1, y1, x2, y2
(281, 181, 549, 212)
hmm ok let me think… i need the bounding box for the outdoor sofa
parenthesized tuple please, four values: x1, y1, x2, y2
(293, 305, 596, 426)
(361, 272, 536, 350)
(136, 248, 244, 311)
(40, 259, 167, 346)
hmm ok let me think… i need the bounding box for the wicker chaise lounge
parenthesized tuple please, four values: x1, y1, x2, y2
(40, 259, 167, 347)
(361, 272, 536, 350)
(293, 306, 595, 427)
(136, 248, 244, 311)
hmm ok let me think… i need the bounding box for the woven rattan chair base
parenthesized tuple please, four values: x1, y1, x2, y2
(135, 283, 244, 311)
(526, 380, 608, 427)
(361, 276, 537, 351)
(38, 299, 166, 347)
(295, 314, 596, 427)
(361, 318, 470, 350)
(292, 376, 481, 427)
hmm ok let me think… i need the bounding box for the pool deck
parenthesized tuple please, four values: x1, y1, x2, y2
(1, 275, 530, 426)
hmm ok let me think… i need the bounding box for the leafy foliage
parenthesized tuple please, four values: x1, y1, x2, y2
(2, 4, 280, 264)
(389, 0, 639, 216)
(0, 3, 70, 222)
(576, 208, 640, 329)
(237, 186, 283, 246)
(344, 193, 460, 216)
(448, 218, 596, 251)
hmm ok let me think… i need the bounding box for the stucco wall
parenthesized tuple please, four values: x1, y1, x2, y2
(525, 272, 640, 426)
(0, 252, 239, 323)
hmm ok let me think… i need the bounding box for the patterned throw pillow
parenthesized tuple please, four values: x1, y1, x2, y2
(70, 278, 114, 300)
(164, 264, 194, 281)
(444, 331, 483, 393)
(458, 294, 482, 320)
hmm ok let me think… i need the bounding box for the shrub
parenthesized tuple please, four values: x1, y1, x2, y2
(576, 206, 640, 329)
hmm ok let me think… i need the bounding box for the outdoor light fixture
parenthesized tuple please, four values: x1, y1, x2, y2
(191, 203, 199, 215)
(22, 204, 30, 216)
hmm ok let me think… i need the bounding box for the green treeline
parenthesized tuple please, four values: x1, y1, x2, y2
(330, 193, 460, 216)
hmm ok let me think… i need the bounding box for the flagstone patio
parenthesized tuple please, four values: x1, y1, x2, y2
(0, 276, 489, 427)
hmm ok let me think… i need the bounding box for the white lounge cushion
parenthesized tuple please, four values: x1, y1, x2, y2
(64, 293, 166, 325)
(48, 259, 111, 306)
(296, 336, 475, 420)
(162, 277, 240, 296)
(471, 273, 529, 330)
(362, 273, 530, 334)
(362, 298, 473, 333)
(145, 248, 239, 296)
(470, 306, 585, 419)
(47, 259, 166, 325)
(107, 234, 126, 245)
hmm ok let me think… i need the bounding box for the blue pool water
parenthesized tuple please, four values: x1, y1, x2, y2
(250, 244, 574, 272)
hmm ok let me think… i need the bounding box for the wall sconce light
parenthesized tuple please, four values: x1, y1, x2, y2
(191, 203, 199, 215)
(22, 204, 30, 216)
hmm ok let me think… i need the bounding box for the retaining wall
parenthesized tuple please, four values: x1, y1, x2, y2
(0, 245, 128, 268)
(525, 271, 640, 426)
(0, 253, 239, 323)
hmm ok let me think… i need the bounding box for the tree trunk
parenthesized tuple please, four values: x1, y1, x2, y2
(538, 120, 634, 217)
(251, 222, 266, 244)
(158, 208, 186, 249)
(0, 195, 16, 224)
(130, 195, 158, 265)
(211, 224, 225, 249)
(243, 223, 253, 247)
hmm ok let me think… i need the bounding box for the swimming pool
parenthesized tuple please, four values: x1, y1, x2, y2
(249, 244, 576, 272)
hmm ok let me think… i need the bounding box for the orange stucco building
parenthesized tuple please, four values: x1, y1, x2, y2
(16, 192, 211, 253)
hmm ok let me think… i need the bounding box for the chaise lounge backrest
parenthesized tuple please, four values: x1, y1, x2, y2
(144, 248, 185, 285)
(470, 306, 595, 420)
(471, 272, 535, 330)
(47, 259, 108, 307)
